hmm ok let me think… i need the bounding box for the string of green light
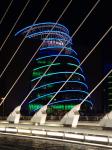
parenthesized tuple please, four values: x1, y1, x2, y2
(28, 104, 74, 111)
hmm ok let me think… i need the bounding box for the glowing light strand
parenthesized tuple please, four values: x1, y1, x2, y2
(42, 38, 72, 44)
(39, 46, 77, 55)
(29, 90, 89, 104)
(15, 22, 69, 36)
(50, 99, 93, 106)
(33, 81, 88, 91)
(67, 63, 83, 72)
(33, 63, 60, 71)
(36, 55, 80, 64)
(27, 30, 71, 41)
(31, 72, 85, 82)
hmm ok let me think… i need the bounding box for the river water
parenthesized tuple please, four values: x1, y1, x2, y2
(0, 134, 111, 150)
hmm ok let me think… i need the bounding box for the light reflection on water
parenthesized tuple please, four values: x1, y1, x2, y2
(0, 134, 111, 150)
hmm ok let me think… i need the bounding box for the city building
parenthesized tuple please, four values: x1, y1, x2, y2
(16, 22, 93, 116)
(104, 64, 112, 113)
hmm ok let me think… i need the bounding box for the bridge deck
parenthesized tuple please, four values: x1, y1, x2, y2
(0, 120, 111, 137)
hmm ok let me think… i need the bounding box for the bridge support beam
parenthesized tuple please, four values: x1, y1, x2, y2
(99, 111, 112, 128)
(7, 106, 21, 124)
(60, 104, 81, 128)
(31, 105, 47, 125)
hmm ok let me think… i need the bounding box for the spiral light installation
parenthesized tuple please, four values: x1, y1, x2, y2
(16, 22, 93, 115)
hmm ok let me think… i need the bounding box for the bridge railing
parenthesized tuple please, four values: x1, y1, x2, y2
(0, 115, 103, 121)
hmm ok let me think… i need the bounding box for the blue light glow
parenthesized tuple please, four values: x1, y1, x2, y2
(33, 80, 88, 91)
(15, 22, 69, 36)
(49, 99, 93, 106)
(67, 63, 83, 72)
(43, 37, 72, 44)
(36, 55, 80, 64)
(27, 30, 71, 41)
(29, 90, 89, 104)
(31, 71, 85, 82)
(40, 46, 77, 55)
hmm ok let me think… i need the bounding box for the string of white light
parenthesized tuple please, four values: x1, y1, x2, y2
(0, 0, 73, 106)
(0, 0, 50, 79)
(0, 0, 31, 52)
(47, 25, 112, 105)
(0, 0, 14, 24)
(20, 0, 101, 106)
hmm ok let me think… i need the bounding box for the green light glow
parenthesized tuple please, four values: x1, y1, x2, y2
(32, 71, 43, 77)
(38, 60, 54, 65)
(52, 104, 74, 110)
(32, 71, 85, 82)
(108, 93, 112, 95)
(108, 76, 112, 78)
(33, 63, 60, 71)
(108, 82, 112, 84)
(38, 60, 47, 64)
(108, 99, 112, 101)
(36, 94, 53, 100)
(47, 84, 54, 88)
(28, 104, 75, 111)
(29, 104, 42, 111)
(67, 63, 82, 71)
(52, 105, 64, 110)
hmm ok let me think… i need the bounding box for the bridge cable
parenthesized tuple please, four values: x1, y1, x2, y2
(0, 0, 50, 79)
(0, 0, 14, 24)
(0, 0, 31, 52)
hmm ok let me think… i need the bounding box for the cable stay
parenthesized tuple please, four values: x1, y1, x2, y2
(0, 0, 50, 79)
(0, 0, 31, 52)
(0, 0, 14, 24)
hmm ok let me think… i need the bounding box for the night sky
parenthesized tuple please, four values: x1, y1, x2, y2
(0, 0, 112, 115)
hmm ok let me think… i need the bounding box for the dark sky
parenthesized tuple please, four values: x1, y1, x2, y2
(0, 0, 112, 115)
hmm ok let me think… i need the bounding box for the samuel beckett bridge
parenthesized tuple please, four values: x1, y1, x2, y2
(0, 0, 112, 148)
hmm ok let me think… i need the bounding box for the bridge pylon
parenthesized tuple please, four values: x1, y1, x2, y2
(31, 105, 47, 125)
(60, 104, 81, 128)
(99, 111, 112, 128)
(7, 106, 21, 124)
